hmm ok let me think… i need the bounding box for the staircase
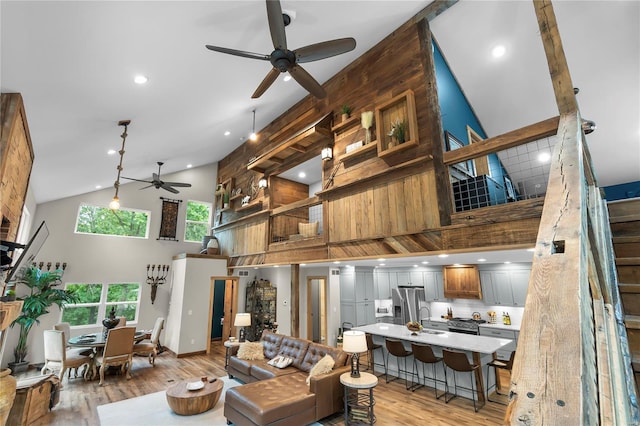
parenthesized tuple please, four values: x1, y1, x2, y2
(609, 198, 640, 390)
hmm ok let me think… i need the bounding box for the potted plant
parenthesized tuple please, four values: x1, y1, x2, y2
(341, 104, 352, 122)
(388, 119, 408, 146)
(9, 266, 77, 373)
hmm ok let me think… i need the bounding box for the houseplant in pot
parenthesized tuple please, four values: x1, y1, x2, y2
(9, 265, 77, 373)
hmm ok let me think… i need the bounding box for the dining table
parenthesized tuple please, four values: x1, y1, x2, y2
(68, 330, 147, 380)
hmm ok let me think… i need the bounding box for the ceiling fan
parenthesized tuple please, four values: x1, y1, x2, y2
(122, 162, 192, 194)
(205, 0, 356, 99)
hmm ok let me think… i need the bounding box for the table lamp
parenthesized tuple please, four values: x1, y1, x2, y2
(343, 330, 367, 378)
(234, 313, 251, 342)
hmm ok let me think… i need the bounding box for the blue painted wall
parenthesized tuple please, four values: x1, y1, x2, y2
(603, 181, 640, 201)
(433, 41, 510, 200)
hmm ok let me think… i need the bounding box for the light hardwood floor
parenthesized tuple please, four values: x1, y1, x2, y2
(13, 341, 507, 425)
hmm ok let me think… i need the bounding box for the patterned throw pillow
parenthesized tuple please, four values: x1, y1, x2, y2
(306, 354, 335, 385)
(268, 355, 294, 369)
(237, 341, 264, 360)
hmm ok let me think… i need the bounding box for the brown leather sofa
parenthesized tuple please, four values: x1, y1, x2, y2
(224, 330, 350, 426)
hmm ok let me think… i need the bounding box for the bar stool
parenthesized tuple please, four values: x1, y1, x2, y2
(365, 333, 385, 376)
(384, 339, 413, 389)
(442, 349, 484, 412)
(486, 351, 515, 403)
(409, 343, 446, 399)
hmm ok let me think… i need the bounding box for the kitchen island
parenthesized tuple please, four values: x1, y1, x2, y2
(353, 323, 513, 405)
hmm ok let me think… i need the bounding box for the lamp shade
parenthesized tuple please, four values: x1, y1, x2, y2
(342, 330, 367, 354)
(234, 313, 251, 327)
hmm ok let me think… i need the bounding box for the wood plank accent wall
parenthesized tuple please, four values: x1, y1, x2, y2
(0, 93, 34, 241)
(214, 217, 268, 258)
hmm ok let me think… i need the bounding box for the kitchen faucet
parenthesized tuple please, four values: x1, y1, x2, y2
(419, 306, 431, 324)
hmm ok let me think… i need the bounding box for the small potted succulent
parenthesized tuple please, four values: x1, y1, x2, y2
(341, 105, 352, 122)
(388, 119, 408, 146)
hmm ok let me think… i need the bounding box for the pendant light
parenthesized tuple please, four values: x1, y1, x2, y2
(249, 109, 258, 141)
(109, 120, 131, 210)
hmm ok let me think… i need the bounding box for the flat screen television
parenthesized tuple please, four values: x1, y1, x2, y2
(5, 221, 49, 283)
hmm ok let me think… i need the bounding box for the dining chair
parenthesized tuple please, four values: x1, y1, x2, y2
(133, 317, 164, 365)
(53, 322, 93, 377)
(41, 330, 92, 382)
(116, 316, 127, 327)
(94, 326, 136, 385)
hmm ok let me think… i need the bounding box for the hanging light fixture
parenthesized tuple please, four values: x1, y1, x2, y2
(249, 109, 258, 141)
(321, 146, 333, 161)
(109, 120, 131, 210)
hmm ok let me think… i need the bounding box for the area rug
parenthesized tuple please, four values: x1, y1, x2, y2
(97, 376, 324, 426)
(97, 376, 240, 425)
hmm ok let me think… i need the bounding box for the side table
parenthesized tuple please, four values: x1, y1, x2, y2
(223, 340, 241, 370)
(340, 372, 378, 425)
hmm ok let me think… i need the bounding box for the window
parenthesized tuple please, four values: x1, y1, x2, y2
(184, 200, 212, 243)
(61, 282, 141, 327)
(75, 204, 150, 238)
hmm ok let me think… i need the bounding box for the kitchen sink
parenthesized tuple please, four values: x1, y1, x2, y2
(421, 330, 445, 335)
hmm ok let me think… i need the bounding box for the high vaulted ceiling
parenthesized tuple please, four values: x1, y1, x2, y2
(2, 1, 638, 205)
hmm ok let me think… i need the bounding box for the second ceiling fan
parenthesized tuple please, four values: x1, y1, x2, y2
(205, 0, 356, 99)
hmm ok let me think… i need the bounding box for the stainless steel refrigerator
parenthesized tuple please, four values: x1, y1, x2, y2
(392, 286, 426, 324)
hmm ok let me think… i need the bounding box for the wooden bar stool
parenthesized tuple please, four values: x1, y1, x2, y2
(442, 349, 484, 412)
(365, 333, 385, 377)
(486, 351, 515, 403)
(409, 343, 446, 398)
(385, 338, 413, 389)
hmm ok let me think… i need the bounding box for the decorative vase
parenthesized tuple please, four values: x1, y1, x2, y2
(102, 306, 120, 338)
(0, 368, 17, 425)
(206, 237, 219, 255)
(341, 113, 349, 122)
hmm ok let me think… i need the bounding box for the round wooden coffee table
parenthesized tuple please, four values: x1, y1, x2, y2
(165, 377, 223, 415)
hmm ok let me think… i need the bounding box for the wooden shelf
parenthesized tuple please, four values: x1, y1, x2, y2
(331, 115, 360, 133)
(339, 142, 377, 162)
(377, 139, 418, 159)
(229, 193, 244, 201)
(375, 89, 419, 155)
(213, 209, 270, 232)
(235, 200, 263, 212)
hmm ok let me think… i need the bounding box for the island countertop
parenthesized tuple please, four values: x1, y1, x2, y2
(353, 323, 512, 354)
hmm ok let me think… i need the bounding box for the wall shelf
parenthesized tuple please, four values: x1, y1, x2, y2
(331, 115, 360, 134)
(229, 192, 244, 201)
(375, 89, 419, 156)
(339, 142, 377, 162)
(235, 200, 263, 212)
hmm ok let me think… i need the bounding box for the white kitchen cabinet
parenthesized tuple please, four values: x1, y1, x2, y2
(355, 302, 376, 326)
(424, 271, 447, 302)
(510, 270, 530, 306)
(480, 269, 530, 307)
(479, 327, 517, 360)
(341, 268, 375, 326)
(340, 271, 356, 302)
(355, 271, 375, 302)
(374, 272, 391, 300)
(340, 302, 356, 326)
(395, 271, 424, 286)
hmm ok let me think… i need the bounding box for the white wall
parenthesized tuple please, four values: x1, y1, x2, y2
(1, 163, 218, 368)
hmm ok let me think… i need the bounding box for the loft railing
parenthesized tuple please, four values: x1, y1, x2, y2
(269, 197, 323, 245)
(505, 111, 638, 424)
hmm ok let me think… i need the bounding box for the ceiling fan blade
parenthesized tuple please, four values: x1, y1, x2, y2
(139, 184, 155, 190)
(161, 184, 180, 194)
(162, 182, 192, 187)
(288, 65, 326, 99)
(122, 176, 153, 184)
(296, 38, 357, 63)
(252, 67, 281, 98)
(206, 45, 270, 61)
(266, 0, 287, 50)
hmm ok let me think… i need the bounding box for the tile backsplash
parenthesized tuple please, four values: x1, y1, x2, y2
(430, 300, 524, 327)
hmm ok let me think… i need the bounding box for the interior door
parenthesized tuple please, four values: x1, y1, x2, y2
(207, 276, 238, 354)
(306, 276, 327, 344)
(211, 279, 225, 339)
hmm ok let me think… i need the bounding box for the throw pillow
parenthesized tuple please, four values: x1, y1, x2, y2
(268, 355, 294, 369)
(298, 221, 319, 238)
(237, 341, 264, 360)
(306, 354, 335, 385)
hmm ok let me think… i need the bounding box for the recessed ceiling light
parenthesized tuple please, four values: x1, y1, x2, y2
(300, 263, 306, 266)
(283, 75, 292, 82)
(273, 265, 279, 268)
(134, 75, 148, 84)
(538, 152, 551, 163)
(377, 258, 385, 262)
(224, 131, 231, 136)
(478, 258, 487, 262)
(95, 185, 102, 189)
(438, 254, 449, 258)
(492, 45, 506, 58)
(527, 248, 535, 252)
(186, 164, 193, 168)
(453, 263, 461, 266)
(421, 261, 429, 265)
(413, 265, 418, 268)
(107, 149, 116, 155)
(298, 172, 306, 178)
(333, 261, 341, 264)
(379, 263, 385, 266)
(504, 261, 511, 264)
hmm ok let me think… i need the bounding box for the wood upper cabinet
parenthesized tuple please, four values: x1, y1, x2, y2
(443, 265, 482, 299)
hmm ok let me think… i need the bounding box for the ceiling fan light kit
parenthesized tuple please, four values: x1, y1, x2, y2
(205, 0, 355, 99)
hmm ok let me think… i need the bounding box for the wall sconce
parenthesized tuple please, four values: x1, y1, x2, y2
(258, 177, 268, 189)
(321, 146, 333, 161)
(146, 264, 169, 304)
(109, 120, 131, 210)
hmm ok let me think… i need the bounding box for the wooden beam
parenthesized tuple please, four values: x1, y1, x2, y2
(443, 116, 559, 165)
(534, 0, 578, 114)
(291, 264, 300, 338)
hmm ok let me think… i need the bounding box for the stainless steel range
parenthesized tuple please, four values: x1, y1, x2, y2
(447, 317, 487, 335)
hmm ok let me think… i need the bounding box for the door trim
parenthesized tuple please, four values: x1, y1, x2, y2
(207, 276, 239, 354)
